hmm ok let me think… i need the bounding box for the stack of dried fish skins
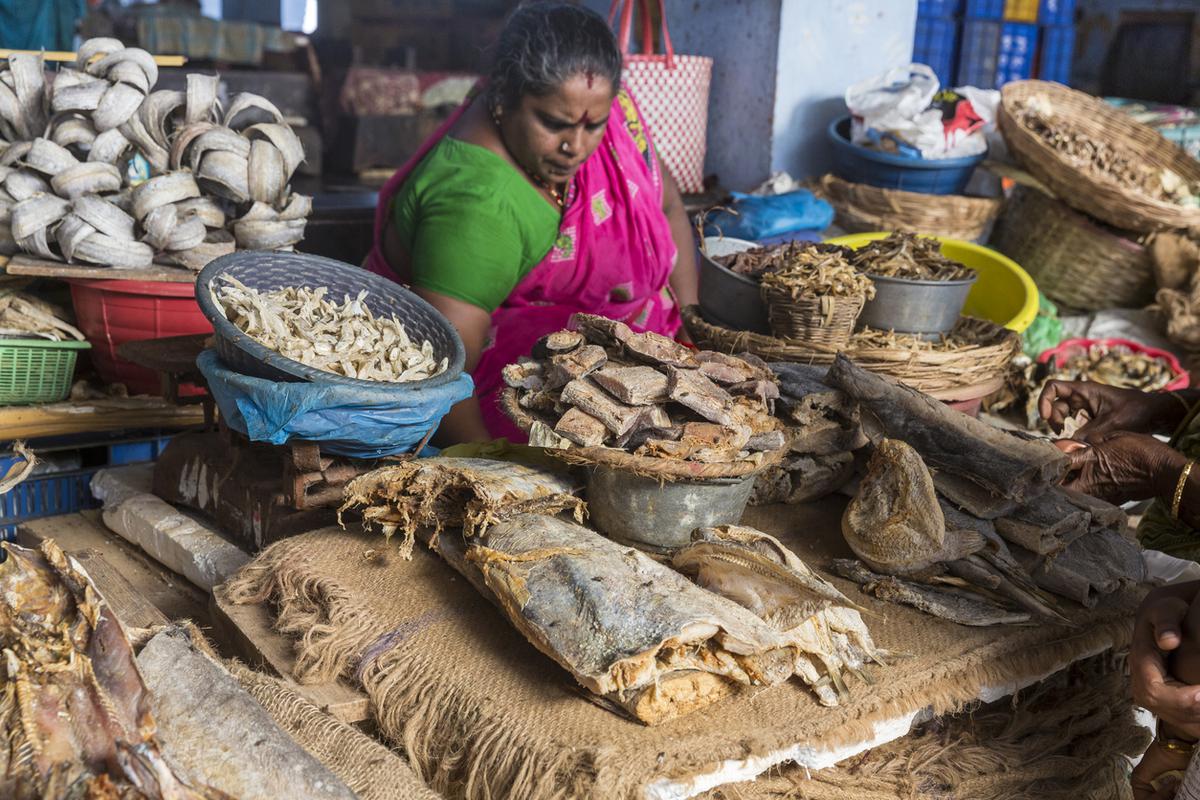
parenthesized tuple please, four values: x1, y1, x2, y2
(428, 513, 804, 725)
(340, 457, 584, 559)
(0, 539, 228, 800)
(0, 291, 85, 341)
(847, 231, 973, 281)
(672, 525, 885, 706)
(826, 354, 1067, 505)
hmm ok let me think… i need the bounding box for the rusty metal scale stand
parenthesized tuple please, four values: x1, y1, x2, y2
(119, 335, 390, 550)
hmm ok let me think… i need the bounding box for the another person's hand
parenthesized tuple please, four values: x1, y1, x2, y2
(1132, 586, 1200, 741)
(1054, 432, 1182, 504)
(1038, 380, 1181, 440)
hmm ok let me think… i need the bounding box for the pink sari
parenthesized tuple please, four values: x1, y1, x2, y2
(366, 87, 682, 441)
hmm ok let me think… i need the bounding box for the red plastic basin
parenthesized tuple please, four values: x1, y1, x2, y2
(1037, 337, 1190, 392)
(68, 279, 212, 396)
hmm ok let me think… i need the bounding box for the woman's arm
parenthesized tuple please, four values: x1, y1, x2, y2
(413, 288, 494, 445)
(660, 159, 699, 308)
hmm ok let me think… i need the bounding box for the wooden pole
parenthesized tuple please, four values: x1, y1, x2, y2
(0, 49, 187, 66)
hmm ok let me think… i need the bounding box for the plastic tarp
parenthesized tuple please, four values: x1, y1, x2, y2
(702, 189, 834, 241)
(197, 349, 473, 459)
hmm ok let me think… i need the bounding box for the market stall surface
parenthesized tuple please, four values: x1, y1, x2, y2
(230, 496, 1140, 800)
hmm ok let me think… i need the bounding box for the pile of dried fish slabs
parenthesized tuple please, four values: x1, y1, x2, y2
(224, 506, 1140, 800)
(827, 355, 1147, 626)
(215, 276, 447, 383)
(503, 313, 787, 464)
(0, 289, 84, 341)
(0, 37, 309, 270)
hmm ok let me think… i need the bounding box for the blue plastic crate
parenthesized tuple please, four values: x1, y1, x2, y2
(1038, 24, 1075, 84)
(108, 434, 173, 465)
(997, 22, 1039, 86)
(914, 17, 960, 88)
(0, 467, 103, 540)
(1039, 0, 1074, 25)
(918, 0, 962, 17)
(957, 20, 1002, 87)
(965, 0, 1004, 19)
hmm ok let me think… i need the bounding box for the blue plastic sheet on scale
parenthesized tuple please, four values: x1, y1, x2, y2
(702, 190, 835, 242)
(197, 349, 473, 459)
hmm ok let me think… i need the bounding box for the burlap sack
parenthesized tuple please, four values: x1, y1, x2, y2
(226, 501, 1142, 800)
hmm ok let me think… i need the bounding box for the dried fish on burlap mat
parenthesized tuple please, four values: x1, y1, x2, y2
(225, 501, 1142, 800)
(700, 653, 1148, 800)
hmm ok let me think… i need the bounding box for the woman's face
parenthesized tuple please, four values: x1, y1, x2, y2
(501, 74, 614, 187)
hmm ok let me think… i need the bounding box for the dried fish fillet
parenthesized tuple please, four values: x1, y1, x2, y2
(340, 457, 584, 558)
(0, 539, 229, 798)
(673, 525, 884, 706)
(833, 559, 1031, 626)
(215, 276, 447, 382)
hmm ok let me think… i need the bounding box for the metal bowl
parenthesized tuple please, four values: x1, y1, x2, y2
(196, 250, 465, 390)
(698, 236, 770, 334)
(586, 465, 756, 553)
(859, 272, 978, 338)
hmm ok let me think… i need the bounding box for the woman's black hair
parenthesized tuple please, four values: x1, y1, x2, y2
(488, 2, 623, 113)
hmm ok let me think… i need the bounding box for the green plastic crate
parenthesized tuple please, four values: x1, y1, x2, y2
(0, 338, 91, 405)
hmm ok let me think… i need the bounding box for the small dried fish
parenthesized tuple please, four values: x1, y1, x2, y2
(758, 245, 876, 301)
(215, 276, 447, 383)
(847, 232, 972, 281)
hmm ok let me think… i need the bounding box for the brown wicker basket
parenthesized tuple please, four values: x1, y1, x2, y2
(682, 305, 1019, 399)
(989, 185, 1153, 311)
(818, 174, 1003, 241)
(760, 285, 865, 346)
(998, 81, 1200, 233)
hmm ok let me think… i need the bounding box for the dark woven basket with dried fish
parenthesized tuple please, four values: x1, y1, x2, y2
(998, 81, 1200, 233)
(757, 245, 874, 346)
(682, 305, 1020, 398)
(499, 314, 791, 481)
(989, 185, 1153, 311)
(818, 173, 1002, 241)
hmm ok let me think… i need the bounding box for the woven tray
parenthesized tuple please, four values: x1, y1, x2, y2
(818, 174, 1003, 241)
(682, 305, 1019, 399)
(998, 81, 1200, 233)
(499, 388, 785, 481)
(989, 185, 1153, 311)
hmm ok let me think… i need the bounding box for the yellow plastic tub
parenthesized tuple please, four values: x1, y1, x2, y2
(825, 232, 1039, 334)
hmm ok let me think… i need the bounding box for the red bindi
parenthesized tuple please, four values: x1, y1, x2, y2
(586, 70, 594, 88)
(578, 110, 591, 125)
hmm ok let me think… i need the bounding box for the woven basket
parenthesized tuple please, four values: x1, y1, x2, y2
(989, 185, 1153, 311)
(818, 174, 1003, 241)
(682, 305, 1019, 399)
(998, 81, 1200, 233)
(499, 388, 786, 482)
(760, 286, 864, 346)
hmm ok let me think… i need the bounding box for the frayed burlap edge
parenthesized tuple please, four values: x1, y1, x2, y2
(224, 536, 1139, 800)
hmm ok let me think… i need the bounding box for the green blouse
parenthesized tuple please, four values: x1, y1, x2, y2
(390, 136, 560, 313)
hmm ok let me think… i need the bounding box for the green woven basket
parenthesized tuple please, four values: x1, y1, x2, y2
(0, 338, 91, 405)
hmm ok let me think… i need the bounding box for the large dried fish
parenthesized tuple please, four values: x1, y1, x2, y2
(842, 439, 985, 576)
(673, 525, 885, 706)
(833, 559, 1031, 626)
(0, 539, 229, 799)
(430, 513, 803, 725)
(215, 276, 447, 382)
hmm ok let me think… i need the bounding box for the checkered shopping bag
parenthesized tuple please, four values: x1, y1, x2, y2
(609, 0, 713, 193)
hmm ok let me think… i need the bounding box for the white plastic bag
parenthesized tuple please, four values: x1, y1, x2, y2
(845, 64, 1000, 160)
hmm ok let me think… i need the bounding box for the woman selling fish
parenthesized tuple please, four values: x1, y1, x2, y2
(1038, 379, 1200, 798)
(365, 2, 698, 443)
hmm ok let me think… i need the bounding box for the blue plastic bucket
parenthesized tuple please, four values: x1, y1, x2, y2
(827, 117, 985, 195)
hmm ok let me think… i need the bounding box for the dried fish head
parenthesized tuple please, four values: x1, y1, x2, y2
(842, 439, 985, 576)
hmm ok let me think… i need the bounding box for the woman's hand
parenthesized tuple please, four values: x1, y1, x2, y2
(1038, 380, 1184, 440)
(1054, 432, 1183, 504)
(1131, 583, 1200, 740)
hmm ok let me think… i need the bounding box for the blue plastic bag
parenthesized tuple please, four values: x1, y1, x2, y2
(702, 190, 834, 241)
(197, 349, 474, 459)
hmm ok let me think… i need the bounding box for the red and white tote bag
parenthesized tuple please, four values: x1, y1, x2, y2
(609, 0, 713, 194)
